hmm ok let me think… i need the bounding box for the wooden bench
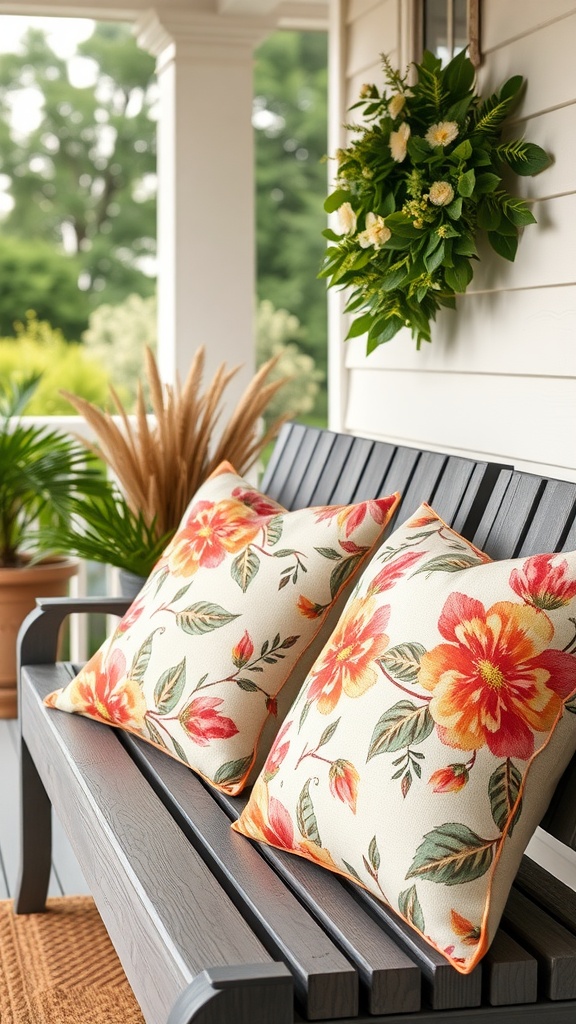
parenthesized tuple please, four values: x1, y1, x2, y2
(15, 424, 576, 1024)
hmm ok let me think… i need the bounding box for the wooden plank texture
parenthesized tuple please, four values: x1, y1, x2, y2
(502, 889, 576, 1000)
(20, 666, 274, 1024)
(122, 734, 359, 1022)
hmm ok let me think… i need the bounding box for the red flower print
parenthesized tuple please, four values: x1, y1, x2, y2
(167, 499, 261, 577)
(367, 550, 425, 595)
(231, 486, 284, 517)
(509, 553, 576, 611)
(306, 597, 390, 714)
(232, 630, 254, 668)
(429, 763, 469, 793)
(179, 696, 239, 746)
(263, 719, 291, 780)
(329, 759, 360, 812)
(266, 696, 278, 717)
(419, 593, 576, 760)
(63, 648, 146, 730)
(314, 496, 398, 538)
(118, 598, 146, 633)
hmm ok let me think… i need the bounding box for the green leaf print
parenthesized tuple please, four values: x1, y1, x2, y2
(176, 602, 240, 635)
(488, 759, 523, 835)
(398, 885, 425, 933)
(367, 701, 434, 759)
(297, 780, 322, 846)
(154, 657, 186, 714)
(406, 823, 497, 886)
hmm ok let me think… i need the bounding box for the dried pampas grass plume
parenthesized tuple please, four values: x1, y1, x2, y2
(62, 346, 290, 542)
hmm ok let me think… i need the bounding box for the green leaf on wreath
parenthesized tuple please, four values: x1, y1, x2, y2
(398, 884, 425, 933)
(324, 188, 353, 213)
(378, 643, 427, 684)
(154, 657, 186, 714)
(458, 168, 476, 197)
(176, 602, 240, 635)
(406, 823, 496, 885)
(297, 780, 322, 846)
(231, 547, 260, 592)
(488, 230, 518, 262)
(488, 759, 523, 834)
(367, 700, 434, 758)
(345, 312, 373, 339)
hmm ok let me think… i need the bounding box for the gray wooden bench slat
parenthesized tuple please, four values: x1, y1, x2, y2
(502, 889, 576, 1000)
(20, 665, 282, 1024)
(515, 857, 576, 937)
(120, 734, 359, 1022)
(269, 425, 322, 509)
(483, 931, 538, 1007)
(306, 432, 357, 507)
(124, 735, 421, 1018)
(290, 430, 342, 509)
(350, 885, 482, 1011)
(329, 436, 376, 505)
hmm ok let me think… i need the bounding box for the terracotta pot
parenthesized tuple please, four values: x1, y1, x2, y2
(0, 557, 79, 719)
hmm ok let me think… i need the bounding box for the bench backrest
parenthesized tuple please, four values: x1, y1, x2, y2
(262, 422, 506, 539)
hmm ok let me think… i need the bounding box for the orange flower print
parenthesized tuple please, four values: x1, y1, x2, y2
(314, 495, 398, 538)
(179, 696, 239, 746)
(450, 910, 481, 946)
(62, 649, 146, 730)
(367, 550, 424, 595)
(419, 593, 576, 760)
(231, 486, 284, 517)
(237, 776, 297, 849)
(306, 597, 390, 714)
(297, 595, 327, 619)
(166, 499, 260, 577)
(429, 763, 469, 793)
(329, 759, 360, 812)
(509, 554, 576, 611)
(232, 630, 254, 668)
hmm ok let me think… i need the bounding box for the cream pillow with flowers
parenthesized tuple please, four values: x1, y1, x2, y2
(235, 505, 576, 972)
(45, 462, 399, 794)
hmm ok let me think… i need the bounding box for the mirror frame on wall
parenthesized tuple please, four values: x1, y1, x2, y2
(410, 0, 481, 67)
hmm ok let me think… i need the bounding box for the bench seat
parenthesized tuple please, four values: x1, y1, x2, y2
(16, 425, 576, 1024)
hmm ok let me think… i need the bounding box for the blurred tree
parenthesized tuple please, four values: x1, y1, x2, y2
(0, 22, 157, 315)
(82, 292, 157, 406)
(254, 31, 328, 382)
(0, 314, 110, 413)
(0, 235, 85, 337)
(256, 298, 323, 425)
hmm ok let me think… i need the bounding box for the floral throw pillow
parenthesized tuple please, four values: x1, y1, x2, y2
(45, 462, 399, 794)
(234, 504, 576, 972)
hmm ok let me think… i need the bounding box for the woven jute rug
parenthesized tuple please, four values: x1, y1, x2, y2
(0, 896, 145, 1023)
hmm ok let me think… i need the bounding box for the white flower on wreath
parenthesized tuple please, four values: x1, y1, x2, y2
(338, 201, 357, 234)
(425, 121, 459, 148)
(389, 121, 410, 162)
(359, 212, 391, 249)
(388, 93, 406, 119)
(428, 181, 455, 206)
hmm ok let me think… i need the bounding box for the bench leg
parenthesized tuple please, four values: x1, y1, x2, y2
(168, 964, 293, 1024)
(15, 739, 52, 913)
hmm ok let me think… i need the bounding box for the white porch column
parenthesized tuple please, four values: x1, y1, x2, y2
(136, 10, 271, 395)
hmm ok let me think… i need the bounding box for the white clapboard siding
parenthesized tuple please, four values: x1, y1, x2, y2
(479, 13, 576, 119)
(346, 0, 397, 76)
(347, 0, 384, 23)
(482, 0, 576, 52)
(344, 369, 576, 479)
(503, 105, 576, 202)
(344, 284, 576, 377)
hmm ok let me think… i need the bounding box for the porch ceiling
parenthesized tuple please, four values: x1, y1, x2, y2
(0, 0, 328, 29)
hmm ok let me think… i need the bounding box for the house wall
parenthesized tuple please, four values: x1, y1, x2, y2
(329, 0, 576, 483)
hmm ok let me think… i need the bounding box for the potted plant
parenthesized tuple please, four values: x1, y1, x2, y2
(43, 346, 290, 593)
(0, 373, 108, 717)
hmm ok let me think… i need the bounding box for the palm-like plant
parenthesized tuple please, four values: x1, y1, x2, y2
(45, 347, 290, 578)
(0, 374, 107, 568)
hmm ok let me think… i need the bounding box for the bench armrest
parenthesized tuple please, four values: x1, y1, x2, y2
(18, 596, 131, 669)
